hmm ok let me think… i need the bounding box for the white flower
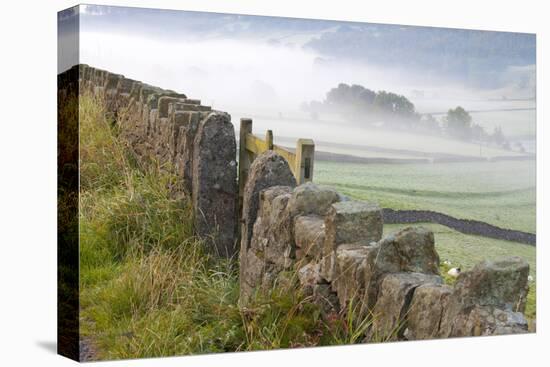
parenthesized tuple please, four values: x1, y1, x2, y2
(447, 267, 461, 277)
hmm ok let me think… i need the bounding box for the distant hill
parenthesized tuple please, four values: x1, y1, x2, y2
(305, 24, 535, 89)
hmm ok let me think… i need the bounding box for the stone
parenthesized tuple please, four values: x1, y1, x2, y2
(333, 244, 372, 311)
(192, 112, 237, 258)
(448, 305, 528, 337)
(287, 182, 341, 217)
(404, 283, 453, 340)
(321, 201, 383, 282)
(454, 256, 529, 312)
(261, 192, 294, 268)
(312, 284, 340, 315)
(240, 151, 296, 254)
(239, 249, 266, 305)
(325, 201, 383, 247)
(369, 272, 442, 341)
(239, 186, 295, 305)
(362, 226, 440, 311)
(374, 226, 440, 275)
(175, 111, 200, 193)
(439, 256, 530, 337)
(294, 215, 325, 261)
(297, 262, 322, 293)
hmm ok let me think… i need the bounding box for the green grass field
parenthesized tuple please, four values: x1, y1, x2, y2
(315, 160, 536, 233)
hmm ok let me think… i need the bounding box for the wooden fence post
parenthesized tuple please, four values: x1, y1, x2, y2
(265, 130, 274, 150)
(239, 118, 253, 218)
(295, 139, 315, 185)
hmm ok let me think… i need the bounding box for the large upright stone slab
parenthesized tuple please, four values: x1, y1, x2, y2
(453, 256, 529, 312)
(239, 152, 296, 302)
(240, 151, 296, 254)
(192, 112, 237, 258)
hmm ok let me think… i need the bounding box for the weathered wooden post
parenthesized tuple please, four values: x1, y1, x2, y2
(265, 129, 274, 150)
(295, 138, 315, 185)
(239, 118, 253, 218)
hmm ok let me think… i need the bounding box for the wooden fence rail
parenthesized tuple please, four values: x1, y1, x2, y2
(238, 118, 315, 211)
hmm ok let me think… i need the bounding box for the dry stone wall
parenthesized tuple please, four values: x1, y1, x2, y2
(73, 64, 238, 257)
(239, 151, 531, 341)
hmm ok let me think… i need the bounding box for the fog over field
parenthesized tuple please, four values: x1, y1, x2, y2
(59, 5, 536, 158)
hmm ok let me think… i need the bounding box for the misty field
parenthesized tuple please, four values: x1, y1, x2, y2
(315, 160, 536, 233)
(250, 116, 528, 161)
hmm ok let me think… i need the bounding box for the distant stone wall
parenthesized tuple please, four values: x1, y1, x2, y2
(383, 208, 536, 246)
(64, 64, 238, 257)
(239, 151, 531, 340)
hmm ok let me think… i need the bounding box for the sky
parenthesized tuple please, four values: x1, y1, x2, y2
(58, 4, 536, 146)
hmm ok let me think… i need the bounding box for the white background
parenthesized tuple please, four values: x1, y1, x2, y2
(0, 0, 547, 365)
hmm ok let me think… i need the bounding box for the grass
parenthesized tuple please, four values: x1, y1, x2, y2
(315, 160, 536, 233)
(78, 93, 377, 360)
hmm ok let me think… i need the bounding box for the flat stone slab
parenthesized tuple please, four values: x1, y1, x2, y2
(287, 182, 341, 217)
(321, 200, 382, 282)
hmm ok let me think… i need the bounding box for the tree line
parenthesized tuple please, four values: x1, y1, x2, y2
(301, 83, 516, 150)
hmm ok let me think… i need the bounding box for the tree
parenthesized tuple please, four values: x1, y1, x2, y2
(325, 83, 376, 112)
(307, 83, 420, 128)
(445, 106, 472, 140)
(492, 126, 505, 145)
(471, 123, 488, 141)
(420, 114, 440, 133)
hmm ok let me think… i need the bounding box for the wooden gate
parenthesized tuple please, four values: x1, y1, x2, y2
(238, 117, 315, 211)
